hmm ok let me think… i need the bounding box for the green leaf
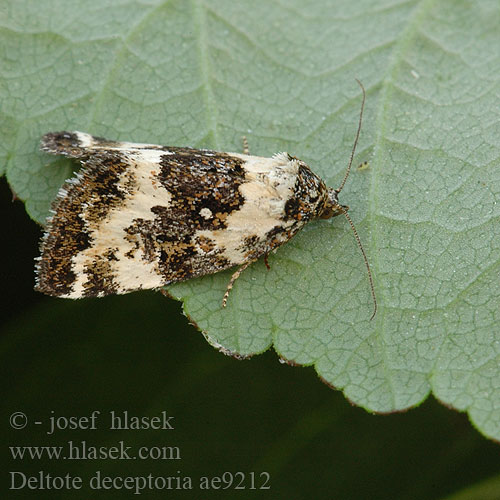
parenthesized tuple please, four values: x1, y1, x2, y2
(2, 0, 500, 440)
(441, 474, 500, 500)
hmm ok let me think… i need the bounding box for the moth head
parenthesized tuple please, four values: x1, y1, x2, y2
(319, 188, 349, 219)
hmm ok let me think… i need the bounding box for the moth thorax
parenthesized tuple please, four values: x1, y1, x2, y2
(318, 188, 348, 219)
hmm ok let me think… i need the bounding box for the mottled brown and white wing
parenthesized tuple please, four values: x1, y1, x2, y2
(36, 132, 326, 299)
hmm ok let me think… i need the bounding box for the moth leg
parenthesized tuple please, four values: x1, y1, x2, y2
(242, 136, 249, 155)
(222, 259, 256, 308)
(264, 253, 271, 270)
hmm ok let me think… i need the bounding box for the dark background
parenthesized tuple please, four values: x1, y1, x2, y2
(2, 176, 500, 499)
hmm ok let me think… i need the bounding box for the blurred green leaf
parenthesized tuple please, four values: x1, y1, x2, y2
(2, 0, 499, 439)
(441, 474, 500, 500)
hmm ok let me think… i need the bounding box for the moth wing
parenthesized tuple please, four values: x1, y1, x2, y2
(36, 132, 305, 298)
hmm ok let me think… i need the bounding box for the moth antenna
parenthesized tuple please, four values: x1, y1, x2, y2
(337, 79, 366, 194)
(338, 206, 377, 321)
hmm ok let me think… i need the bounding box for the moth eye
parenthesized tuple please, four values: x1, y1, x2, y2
(319, 207, 333, 219)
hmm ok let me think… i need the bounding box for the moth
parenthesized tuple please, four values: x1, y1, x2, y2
(35, 81, 376, 318)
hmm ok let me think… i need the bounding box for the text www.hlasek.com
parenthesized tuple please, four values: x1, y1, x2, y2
(10, 441, 180, 460)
